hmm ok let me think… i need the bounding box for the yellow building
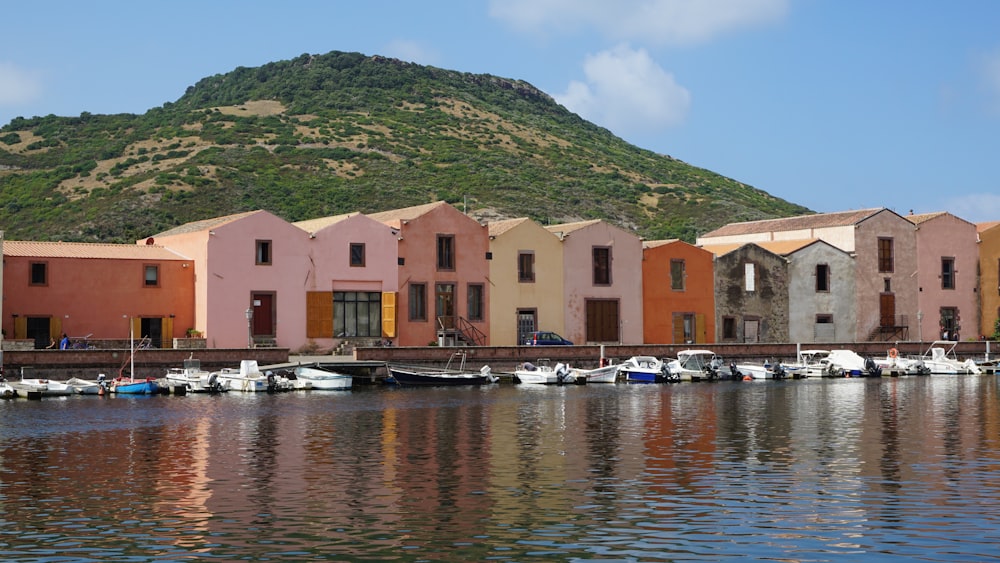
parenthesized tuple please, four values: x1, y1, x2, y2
(487, 218, 565, 346)
(978, 222, 1000, 339)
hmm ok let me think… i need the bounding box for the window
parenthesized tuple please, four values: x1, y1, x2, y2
(408, 283, 427, 321)
(437, 235, 455, 270)
(877, 238, 894, 272)
(816, 264, 830, 292)
(722, 317, 737, 340)
(593, 247, 611, 285)
(670, 259, 685, 291)
(144, 265, 159, 287)
(816, 314, 833, 324)
(467, 284, 484, 321)
(350, 243, 365, 267)
(256, 240, 272, 265)
(29, 262, 47, 285)
(334, 291, 381, 337)
(518, 251, 535, 282)
(940, 307, 958, 340)
(744, 262, 756, 292)
(941, 257, 955, 290)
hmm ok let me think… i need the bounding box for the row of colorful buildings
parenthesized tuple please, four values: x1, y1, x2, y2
(2, 202, 998, 350)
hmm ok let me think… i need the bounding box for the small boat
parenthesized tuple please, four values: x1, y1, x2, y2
(618, 356, 673, 383)
(165, 358, 229, 393)
(111, 376, 161, 394)
(387, 352, 497, 386)
(514, 360, 574, 384)
(214, 360, 293, 392)
(293, 365, 352, 390)
(915, 341, 981, 374)
(781, 349, 831, 378)
(823, 349, 882, 377)
(666, 350, 723, 382)
(729, 361, 788, 380)
(14, 369, 75, 396)
(873, 347, 930, 376)
(67, 375, 108, 395)
(569, 363, 620, 383)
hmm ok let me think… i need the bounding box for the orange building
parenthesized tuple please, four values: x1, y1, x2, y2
(979, 222, 1000, 339)
(2, 241, 194, 348)
(642, 239, 715, 344)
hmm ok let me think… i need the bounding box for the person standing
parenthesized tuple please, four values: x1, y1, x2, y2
(59, 333, 70, 350)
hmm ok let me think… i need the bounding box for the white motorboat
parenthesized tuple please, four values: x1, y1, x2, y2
(781, 349, 831, 378)
(729, 361, 789, 380)
(0, 378, 15, 399)
(666, 350, 723, 382)
(618, 356, 669, 383)
(213, 360, 292, 392)
(916, 341, 981, 374)
(873, 347, 930, 375)
(514, 360, 574, 384)
(165, 358, 229, 393)
(13, 371, 74, 396)
(569, 363, 620, 383)
(67, 375, 108, 394)
(293, 366, 352, 390)
(823, 349, 883, 377)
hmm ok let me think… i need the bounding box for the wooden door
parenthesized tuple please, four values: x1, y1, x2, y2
(252, 293, 275, 336)
(880, 293, 895, 327)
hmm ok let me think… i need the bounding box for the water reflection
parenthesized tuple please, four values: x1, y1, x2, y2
(2, 377, 1000, 560)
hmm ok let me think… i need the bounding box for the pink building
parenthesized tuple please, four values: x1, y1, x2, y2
(147, 210, 312, 349)
(544, 220, 643, 345)
(293, 212, 400, 348)
(367, 202, 491, 347)
(907, 212, 979, 341)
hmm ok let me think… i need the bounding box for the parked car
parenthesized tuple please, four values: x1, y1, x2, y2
(523, 331, 573, 346)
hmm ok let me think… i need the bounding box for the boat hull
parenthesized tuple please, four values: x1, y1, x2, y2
(571, 365, 619, 383)
(388, 367, 495, 386)
(293, 366, 352, 390)
(112, 379, 160, 394)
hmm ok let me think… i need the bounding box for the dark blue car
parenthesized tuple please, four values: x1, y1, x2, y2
(523, 331, 573, 346)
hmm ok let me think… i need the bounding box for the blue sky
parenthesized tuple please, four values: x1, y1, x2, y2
(2, 1, 999, 222)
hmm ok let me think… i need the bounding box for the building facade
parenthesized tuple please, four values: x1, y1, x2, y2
(642, 239, 715, 344)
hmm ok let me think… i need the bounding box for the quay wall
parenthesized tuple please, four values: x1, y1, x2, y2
(2, 348, 289, 380)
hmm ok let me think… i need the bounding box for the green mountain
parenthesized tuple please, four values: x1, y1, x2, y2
(0, 51, 810, 243)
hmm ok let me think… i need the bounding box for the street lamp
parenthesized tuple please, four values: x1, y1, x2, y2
(917, 310, 924, 342)
(245, 307, 253, 349)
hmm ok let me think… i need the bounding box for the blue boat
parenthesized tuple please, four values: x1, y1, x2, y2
(111, 377, 161, 394)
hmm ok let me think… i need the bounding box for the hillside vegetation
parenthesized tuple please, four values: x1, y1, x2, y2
(0, 51, 810, 243)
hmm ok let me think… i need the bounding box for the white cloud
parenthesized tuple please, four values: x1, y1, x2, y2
(554, 44, 691, 135)
(0, 62, 42, 105)
(946, 192, 1000, 224)
(489, 0, 788, 46)
(382, 40, 440, 66)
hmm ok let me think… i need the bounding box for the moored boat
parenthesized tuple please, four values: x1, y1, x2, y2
(514, 360, 574, 384)
(388, 352, 496, 386)
(67, 375, 108, 395)
(214, 360, 292, 392)
(293, 365, 352, 390)
(914, 341, 981, 374)
(666, 350, 723, 382)
(165, 358, 228, 393)
(569, 363, 620, 383)
(618, 355, 669, 383)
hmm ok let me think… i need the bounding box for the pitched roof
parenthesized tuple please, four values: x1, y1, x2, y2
(488, 217, 530, 237)
(293, 212, 361, 234)
(699, 239, 827, 257)
(544, 219, 602, 237)
(367, 201, 450, 226)
(700, 208, 884, 238)
(3, 240, 188, 260)
(151, 210, 263, 238)
(905, 211, 947, 225)
(977, 221, 1000, 234)
(642, 239, 681, 249)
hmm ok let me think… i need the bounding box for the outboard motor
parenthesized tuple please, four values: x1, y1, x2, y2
(207, 372, 221, 393)
(772, 364, 786, 380)
(865, 357, 882, 377)
(266, 370, 277, 392)
(729, 361, 741, 379)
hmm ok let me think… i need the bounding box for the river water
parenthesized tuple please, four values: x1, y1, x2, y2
(1, 375, 1000, 562)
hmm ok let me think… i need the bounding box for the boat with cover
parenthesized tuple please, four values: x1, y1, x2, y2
(293, 365, 352, 390)
(780, 349, 831, 378)
(67, 375, 108, 394)
(729, 361, 789, 380)
(514, 360, 574, 384)
(618, 355, 670, 382)
(823, 349, 882, 377)
(666, 350, 724, 382)
(388, 352, 497, 386)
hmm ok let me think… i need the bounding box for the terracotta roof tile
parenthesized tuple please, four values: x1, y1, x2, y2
(544, 219, 602, 236)
(488, 217, 530, 237)
(151, 210, 262, 238)
(3, 240, 188, 260)
(367, 201, 449, 226)
(293, 212, 360, 234)
(700, 208, 883, 238)
(642, 239, 680, 249)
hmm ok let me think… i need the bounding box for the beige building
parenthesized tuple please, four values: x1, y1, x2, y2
(487, 218, 565, 346)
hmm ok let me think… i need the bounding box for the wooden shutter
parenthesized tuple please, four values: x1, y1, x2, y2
(382, 292, 397, 338)
(306, 291, 333, 338)
(163, 316, 174, 348)
(695, 314, 706, 344)
(672, 314, 685, 344)
(14, 317, 28, 340)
